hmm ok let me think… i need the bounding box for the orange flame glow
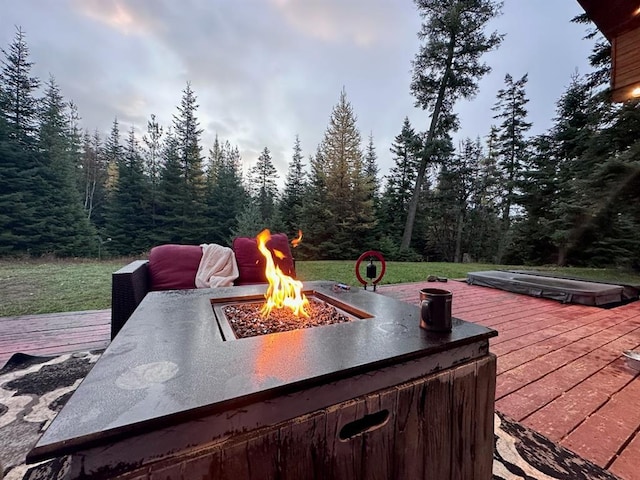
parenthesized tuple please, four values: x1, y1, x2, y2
(291, 230, 303, 248)
(257, 229, 309, 318)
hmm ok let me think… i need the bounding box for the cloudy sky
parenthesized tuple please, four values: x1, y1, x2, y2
(1, 0, 597, 186)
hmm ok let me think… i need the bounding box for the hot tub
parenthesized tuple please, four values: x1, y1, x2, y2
(467, 270, 625, 306)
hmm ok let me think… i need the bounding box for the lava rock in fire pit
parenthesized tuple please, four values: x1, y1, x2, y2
(223, 298, 352, 339)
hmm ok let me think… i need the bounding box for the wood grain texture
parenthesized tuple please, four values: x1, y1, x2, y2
(394, 377, 426, 480)
(103, 356, 495, 480)
(475, 355, 498, 480)
(451, 362, 476, 480)
(278, 411, 327, 480)
(325, 398, 362, 479)
(361, 389, 396, 480)
(424, 369, 453, 480)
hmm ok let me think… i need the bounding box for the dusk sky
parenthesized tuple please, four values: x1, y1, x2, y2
(1, 1, 598, 186)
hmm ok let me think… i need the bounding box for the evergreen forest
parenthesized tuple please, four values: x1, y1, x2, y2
(1, 3, 639, 269)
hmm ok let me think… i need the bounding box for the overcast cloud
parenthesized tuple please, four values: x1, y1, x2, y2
(1, 0, 596, 185)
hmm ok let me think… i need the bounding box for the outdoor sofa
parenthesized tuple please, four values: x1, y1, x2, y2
(110, 234, 295, 340)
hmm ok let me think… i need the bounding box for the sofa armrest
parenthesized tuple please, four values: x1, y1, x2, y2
(111, 260, 150, 340)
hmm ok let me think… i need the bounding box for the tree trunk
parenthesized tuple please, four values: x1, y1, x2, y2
(454, 211, 464, 263)
(557, 246, 567, 267)
(401, 34, 456, 251)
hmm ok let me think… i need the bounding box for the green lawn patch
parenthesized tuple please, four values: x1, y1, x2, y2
(1, 258, 638, 317)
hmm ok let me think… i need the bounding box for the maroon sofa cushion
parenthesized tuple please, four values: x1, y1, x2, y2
(233, 233, 295, 285)
(148, 244, 202, 291)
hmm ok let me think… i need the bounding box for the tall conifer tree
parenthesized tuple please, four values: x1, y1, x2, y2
(36, 76, 96, 256)
(380, 118, 421, 245)
(364, 133, 380, 203)
(103, 118, 122, 198)
(156, 129, 185, 243)
(0, 111, 42, 253)
(401, 0, 503, 249)
(107, 127, 151, 255)
(491, 73, 532, 228)
(143, 113, 163, 230)
(171, 82, 206, 242)
(280, 135, 306, 237)
(249, 147, 279, 222)
(317, 88, 374, 258)
(299, 146, 333, 259)
(205, 139, 247, 244)
(0, 26, 40, 142)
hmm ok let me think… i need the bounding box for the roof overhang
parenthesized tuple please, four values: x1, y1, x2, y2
(577, 0, 640, 102)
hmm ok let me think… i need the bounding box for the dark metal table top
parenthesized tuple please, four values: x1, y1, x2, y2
(30, 281, 496, 461)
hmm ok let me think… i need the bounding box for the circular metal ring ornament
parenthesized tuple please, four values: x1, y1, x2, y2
(355, 250, 386, 290)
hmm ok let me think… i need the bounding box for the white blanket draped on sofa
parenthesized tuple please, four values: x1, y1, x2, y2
(195, 244, 239, 288)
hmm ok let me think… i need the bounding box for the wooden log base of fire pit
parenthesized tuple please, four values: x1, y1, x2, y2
(223, 298, 353, 339)
(77, 354, 496, 480)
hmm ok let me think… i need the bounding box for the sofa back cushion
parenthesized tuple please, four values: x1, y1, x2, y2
(233, 233, 295, 285)
(148, 244, 202, 291)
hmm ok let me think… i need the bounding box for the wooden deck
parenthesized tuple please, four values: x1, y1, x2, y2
(0, 309, 111, 365)
(1, 280, 639, 479)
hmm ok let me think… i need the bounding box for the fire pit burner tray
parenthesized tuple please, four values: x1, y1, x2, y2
(213, 290, 372, 340)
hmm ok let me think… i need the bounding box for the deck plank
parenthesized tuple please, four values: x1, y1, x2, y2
(610, 430, 640, 480)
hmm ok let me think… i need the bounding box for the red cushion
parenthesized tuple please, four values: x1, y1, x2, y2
(148, 244, 202, 291)
(233, 233, 295, 285)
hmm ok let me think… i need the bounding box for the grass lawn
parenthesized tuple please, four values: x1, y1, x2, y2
(1, 257, 639, 317)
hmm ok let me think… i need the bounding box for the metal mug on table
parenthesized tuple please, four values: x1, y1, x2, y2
(419, 288, 452, 332)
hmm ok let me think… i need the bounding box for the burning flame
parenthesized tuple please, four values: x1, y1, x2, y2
(291, 230, 303, 248)
(257, 229, 309, 318)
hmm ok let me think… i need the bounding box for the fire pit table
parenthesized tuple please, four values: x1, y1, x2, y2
(28, 281, 497, 479)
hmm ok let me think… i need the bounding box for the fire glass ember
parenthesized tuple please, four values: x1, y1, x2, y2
(223, 297, 352, 339)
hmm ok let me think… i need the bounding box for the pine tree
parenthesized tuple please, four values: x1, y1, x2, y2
(561, 98, 640, 268)
(434, 138, 482, 262)
(299, 147, 332, 259)
(36, 76, 96, 256)
(518, 75, 598, 265)
(401, 0, 503, 249)
(156, 129, 185, 243)
(67, 100, 83, 190)
(0, 26, 40, 142)
(204, 139, 248, 244)
(571, 13, 611, 90)
(509, 134, 559, 264)
(171, 82, 206, 242)
(317, 88, 374, 258)
(280, 135, 306, 237)
(364, 133, 380, 203)
(103, 118, 122, 197)
(231, 199, 264, 238)
(0, 111, 43, 253)
(106, 127, 151, 255)
(466, 131, 502, 262)
(143, 113, 163, 230)
(491, 73, 532, 229)
(249, 147, 279, 223)
(380, 117, 421, 246)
